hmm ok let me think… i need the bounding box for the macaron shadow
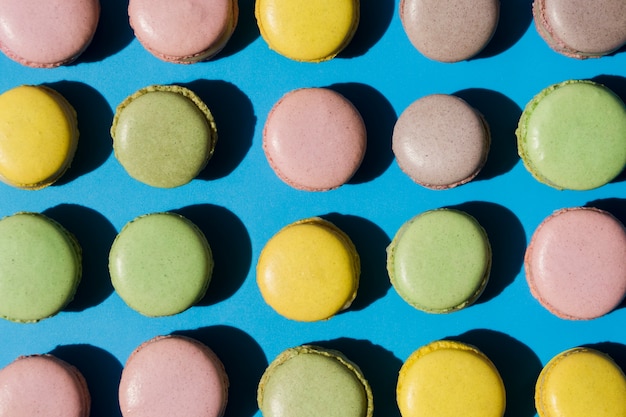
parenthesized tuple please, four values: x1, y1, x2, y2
(181, 79, 256, 180)
(173, 325, 267, 417)
(453, 88, 521, 181)
(216, 0, 260, 59)
(329, 83, 397, 184)
(78, 0, 135, 63)
(173, 204, 252, 305)
(49, 344, 123, 417)
(448, 329, 542, 417)
(44, 81, 113, 186)
(474, 0, 534, 59)
(446, 201, 526, 304)
(340, 0, 395, 58)
(43, 204, 117, 312)
(321, 213, 392, 311)
(308, 337, 403, 417)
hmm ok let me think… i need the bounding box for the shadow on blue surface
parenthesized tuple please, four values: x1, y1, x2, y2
(174, 204, 252, 306)
(174, 325, 268, 417)
(342, 0, 396, 59)
(50, 344, 123, 417)
(322, 213, 392, 312)
(43, 204, 117, 312)
(79, 0, 135, 64)
(219, 0, 261, 59)
(476, 0, 534, 59)
(449, 329, 542, 417)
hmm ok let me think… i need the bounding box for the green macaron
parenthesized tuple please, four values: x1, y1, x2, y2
(386, 208, 492, 313)
(516, 80, 626, 190)
(0, 212, 82, 323)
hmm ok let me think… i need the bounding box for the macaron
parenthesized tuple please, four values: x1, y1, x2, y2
(257, 345, 373, 417)
(399, 0, 500, 62)
(119, 335, 228, 417)
(533, 0, 626, 59)
(397, 340, 505, 417)
(524, 207, 626, 320)
(0, 0, 100, 67)
(0, 354, 91, 417)
(263, 88, 366, 191)
(128, 0, 239, 63)
(255, 0, 360, 62)
(256, 217, 360, 322)
(392, 94, 491, 189)
(386, 209, 491, 313)
(111, 85, 218, 188)
(535, 347, 626, 417)
(109, 212, 213, 317)
(0, 212, 82, 323)
(516, 80, 626, 190)
(0, 85, 79, 190)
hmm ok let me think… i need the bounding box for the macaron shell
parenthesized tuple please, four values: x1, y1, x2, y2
(0, 0, 100, 67)
(536, 348, 626, 417)
(524, 207, 626, 320)
(128, 0, 238, 63)
(0, 85, 79, 189)
(399, 0, 500, 62)
(0, 354, 91, 417)
(263, 88, 366, 191)
(119, 335, 228, 417)
(397, 340, 505, 417)
(255, 0, 359, 62)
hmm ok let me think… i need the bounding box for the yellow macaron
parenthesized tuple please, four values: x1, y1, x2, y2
(0, 85, 79, 189)
(255, 0, 360, 62)
(256, 217, 360, 321)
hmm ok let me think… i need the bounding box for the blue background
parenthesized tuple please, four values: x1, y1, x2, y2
(2, 0, 626, 416)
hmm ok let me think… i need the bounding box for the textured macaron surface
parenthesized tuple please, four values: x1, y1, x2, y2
(0, 212, 81, 323)
(516, 80, 626, 190)
(109, 213, 213, 317)
(397, 340, 505, 417)
(387, 209, 491, 313)
(536, 348, 626, 417)
(525, 207, 626, 320)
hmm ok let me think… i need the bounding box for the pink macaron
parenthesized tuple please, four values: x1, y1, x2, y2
(263, 87, 367, 191)
(128, 0, 239, 63)
(119, 335, 229, 417)
(0, 354, 91, 417)
(0, 0, 100, 68)
(525, 207, 626, 320)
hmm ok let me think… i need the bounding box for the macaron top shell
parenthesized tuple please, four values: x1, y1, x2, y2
(536, 347, 626, 417)
(399, 0, 500, 62)
(255, 0, 359, 62)
(263, 88, 366, 191)
(0, 354, 90, 417)
(0, 0, 100, 67)
(392, 94, 490, 189)
(397, 340, 506, 417)
(516, 80, 626, 190)
(128, 0, 238, 63)
(524, 207, 626, 320)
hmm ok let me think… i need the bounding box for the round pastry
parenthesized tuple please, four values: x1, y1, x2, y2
(128, 0, 239, 63)
(535, 347, 626, 417)
(255, 0, 360, 62)
(263, 88, 366, 191)
(399, 0, 500, 62)
(0, 0, 100, 68)
(111, 85, 218, 188)
(257, 345, 373, 417)
(387, 209, 491, 313)
(109, 212, 213, 317)
(516, 80, 626, 190)
(392, 94, 490, 189)
(533, 0, 626, 59)
(397, 340, 506, 417)
(0, 212, 82, 323)
(256, 217, 360, 322)
(119, 335, 228, 417)
(0, 85, 79, 190)
(524, 207, 626, 320)
(0, 354, 90, 417)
